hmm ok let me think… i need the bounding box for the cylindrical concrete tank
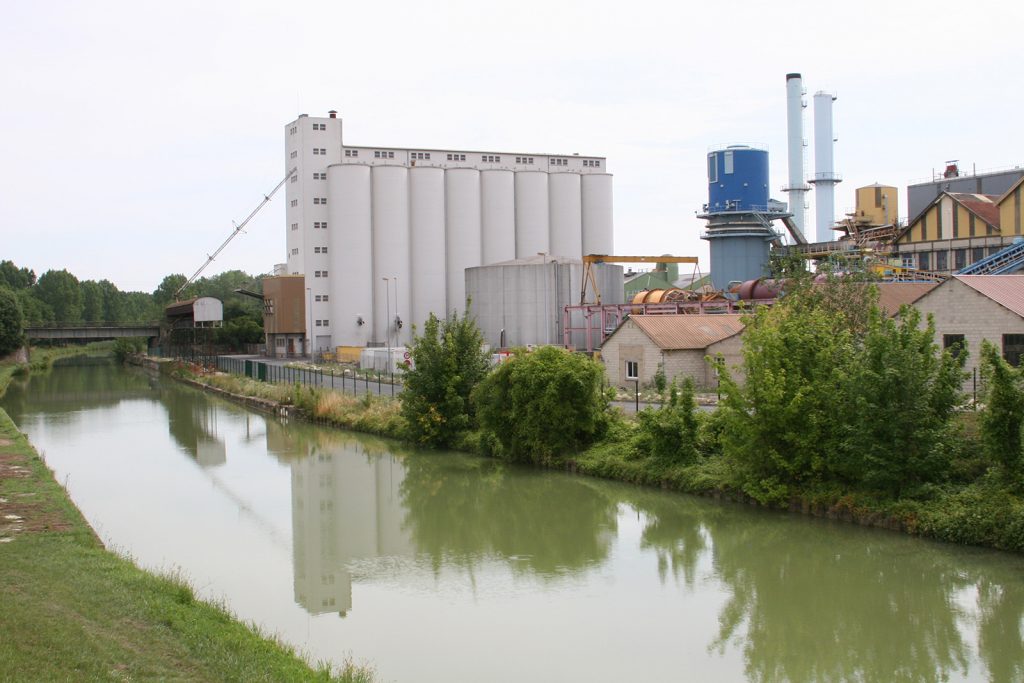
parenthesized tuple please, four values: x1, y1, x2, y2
(549, 172, 583, 258)
(707, 145, 769, 213)
(582, 173, 613, 256)
(371, 165, 410, 346)
(481, 169, 516, 265)
(514, 171, 549, 258)
(328, 163, 373, 348)
(409, 166, 446, 338)
(445, 168, 481, 315)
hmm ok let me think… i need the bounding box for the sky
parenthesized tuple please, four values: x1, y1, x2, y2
(2, 0, 1023, 293)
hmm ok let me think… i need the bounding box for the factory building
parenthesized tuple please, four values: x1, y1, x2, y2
(284, 112, 614, 357)
(894, 192, 1007, 273)
(907, 163, 1024, 220)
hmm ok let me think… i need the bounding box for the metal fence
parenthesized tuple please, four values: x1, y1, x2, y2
(211, 356, 402, 397)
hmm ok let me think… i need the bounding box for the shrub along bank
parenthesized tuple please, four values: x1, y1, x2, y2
(168, 274, 1024, 554)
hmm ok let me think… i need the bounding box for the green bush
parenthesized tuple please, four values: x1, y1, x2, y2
(979, 340, 1024, 484)
(112, 337, 145, 363)
(634, 378, 699, 463)
(400, 309, 490, 448)
(473, 346, 609, 464)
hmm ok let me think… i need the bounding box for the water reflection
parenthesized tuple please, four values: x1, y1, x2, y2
(4, 363, 1024, 682)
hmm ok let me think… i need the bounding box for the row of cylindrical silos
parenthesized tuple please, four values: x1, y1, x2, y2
(327, 163, 613, 348)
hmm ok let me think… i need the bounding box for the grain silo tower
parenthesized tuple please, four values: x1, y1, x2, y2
(699, 145, 788, 291)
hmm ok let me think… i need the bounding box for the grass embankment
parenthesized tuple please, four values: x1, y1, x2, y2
(173, 362, 406, 438)
(0, 355, 375, 682)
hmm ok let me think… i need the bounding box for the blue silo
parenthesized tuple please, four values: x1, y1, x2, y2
(699, 145, 788, 291)
(707, 145, 770, 213)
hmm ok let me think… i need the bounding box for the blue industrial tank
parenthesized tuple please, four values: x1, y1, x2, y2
(707, 145, 769, 213)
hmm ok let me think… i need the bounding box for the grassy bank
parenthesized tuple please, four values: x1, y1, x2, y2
(170, 361, 1024, 554)
(0, 355, 375, 682)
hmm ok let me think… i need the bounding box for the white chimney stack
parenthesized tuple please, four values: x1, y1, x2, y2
(810, 91, 841, 243)
(783, 73, 809, 239)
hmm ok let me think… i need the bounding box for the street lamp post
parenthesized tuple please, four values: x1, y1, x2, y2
(382, 277, 392, 371)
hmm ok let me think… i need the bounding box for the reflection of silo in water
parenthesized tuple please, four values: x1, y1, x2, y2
(289, 439, 412, 616)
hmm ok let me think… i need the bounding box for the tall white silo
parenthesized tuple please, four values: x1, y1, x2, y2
(514, 171, 550, 258)
(481, 169, 516, 265)
(328, 163, 372, 348)
(371, 165, 410, 346)
(582, 173, 614, 256)
(445, 168, 482, 315)
(549, 172, 583, 258)
(810, 91, 841, 243)
(409, 166, 447, 335)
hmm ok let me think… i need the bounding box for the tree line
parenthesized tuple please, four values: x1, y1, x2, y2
(0, 260, 266, 356)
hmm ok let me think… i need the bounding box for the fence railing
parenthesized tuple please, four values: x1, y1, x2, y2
(166, 353, 403, 397)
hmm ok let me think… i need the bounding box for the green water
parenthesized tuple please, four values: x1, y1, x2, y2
(3, 361, 1023, 682)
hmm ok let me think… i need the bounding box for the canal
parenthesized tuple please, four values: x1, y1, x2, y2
(3, 360, 1023, 682)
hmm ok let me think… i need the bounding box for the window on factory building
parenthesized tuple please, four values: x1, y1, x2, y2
(935, 251, 948, 271)
(625, 360, 639, 381)
(973, 247, 985, 264)
(322, 320, 329, 326)
(322, 295, 329, 302)
(954, 249, 967, 271)
(1003, 334, 1024, 367)
(313, 148, 320, 155)
(314, 271, 321, 277)
(291, 223, 298, 231)
(918, 252, 929, 270)
(943, 334, 966, 360)
(291, 175, 297, 182)
(315, 295, 322, 302)
(708, 154, 718, 183)
(290, 126, 297, 135)
(724, 150, 734, 174)
(290, 150, 297, 159)
(315, 320, 322, 327)
(375, 151, 381, 158)
(290, 199, 298, 207)
(291, 248, 298, 255)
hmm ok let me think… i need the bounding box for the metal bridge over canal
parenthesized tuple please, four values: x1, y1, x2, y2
(24, 322, 162, 342)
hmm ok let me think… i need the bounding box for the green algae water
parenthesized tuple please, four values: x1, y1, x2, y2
(3, 360, 1023, 682)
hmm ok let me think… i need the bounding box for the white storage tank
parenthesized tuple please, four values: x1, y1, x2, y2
(480, 169, 516, 265)
(582, 173, 614, 256)
(328, 163, 373, 348)
(548, 172, 582, 258)
(445, 168, 482, 315)
(409, 166, 447, 337)
(514, 171, 549, 258)
(371, 165, 410, 346)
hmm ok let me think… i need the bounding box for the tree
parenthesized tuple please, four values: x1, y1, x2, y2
(80, 280, 104, 322)
(34, 269, 83, 323)
(400, 309, 491, 448)
(717, 272, 964, 501)
(0, 260, 35, 289)
(0, 286, 25, 357)
(473, 346, 609, 464)
(153, 274, 189, 306)
(97, 280, 125, 322)
(979, 340, 1024, 482)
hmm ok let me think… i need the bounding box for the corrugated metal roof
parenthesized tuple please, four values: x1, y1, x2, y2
(948, 192, 1001, 228)
(875, 282, 939, 316)
(628, 314, 745, 350)
(955, 275, 1024, 318)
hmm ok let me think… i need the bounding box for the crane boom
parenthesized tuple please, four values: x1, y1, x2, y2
(174, 167, 297, 299)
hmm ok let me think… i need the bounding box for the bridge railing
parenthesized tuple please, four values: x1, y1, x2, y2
(24, 321, 162, 329)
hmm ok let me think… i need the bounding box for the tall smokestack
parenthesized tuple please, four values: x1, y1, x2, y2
(783, 73, 809, 239)
(809, 91, 841, 243)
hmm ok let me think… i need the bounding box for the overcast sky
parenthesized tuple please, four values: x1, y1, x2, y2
(2, 0, 1022, 293)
